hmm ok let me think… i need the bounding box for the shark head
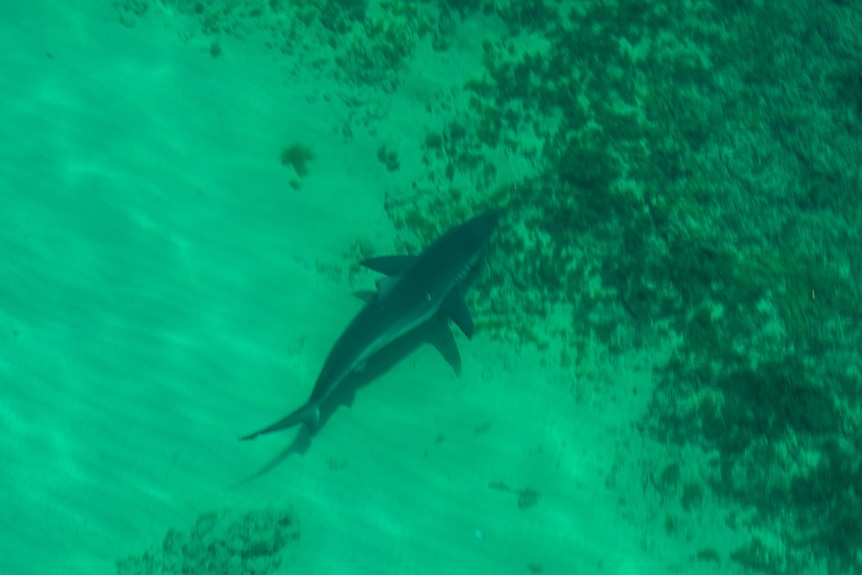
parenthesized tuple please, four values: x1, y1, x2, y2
(407, 209, 500, 303)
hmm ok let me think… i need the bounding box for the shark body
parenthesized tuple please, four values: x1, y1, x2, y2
(240, 210, 499, 440)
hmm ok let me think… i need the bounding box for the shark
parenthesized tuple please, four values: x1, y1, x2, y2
(240, 209, 499, 440)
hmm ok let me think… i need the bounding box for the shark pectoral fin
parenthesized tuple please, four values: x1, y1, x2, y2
(352, 289, 378, 303)
(443, 289, 475, 340)
(362, 255, 416, 276)
(428, 318, 463, 375)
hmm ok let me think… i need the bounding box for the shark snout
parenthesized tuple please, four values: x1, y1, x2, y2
(464, 210, 500, 249)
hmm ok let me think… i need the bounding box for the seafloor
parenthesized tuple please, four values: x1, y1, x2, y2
(2, 1, 861, 574)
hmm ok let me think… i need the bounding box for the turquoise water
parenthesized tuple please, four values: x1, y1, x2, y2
(2, 1, 861, 574)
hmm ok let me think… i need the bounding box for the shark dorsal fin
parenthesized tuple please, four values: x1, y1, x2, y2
(362, 255, 416, 277)
(442, 288, 474, 340)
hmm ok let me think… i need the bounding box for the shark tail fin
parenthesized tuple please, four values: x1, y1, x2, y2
(239, 402, 320, 441)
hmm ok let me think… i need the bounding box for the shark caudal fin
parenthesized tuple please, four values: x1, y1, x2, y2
(239, 402, 320, 441)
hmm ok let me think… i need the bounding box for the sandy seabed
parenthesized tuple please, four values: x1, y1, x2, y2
(0, 2, 736, 574)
